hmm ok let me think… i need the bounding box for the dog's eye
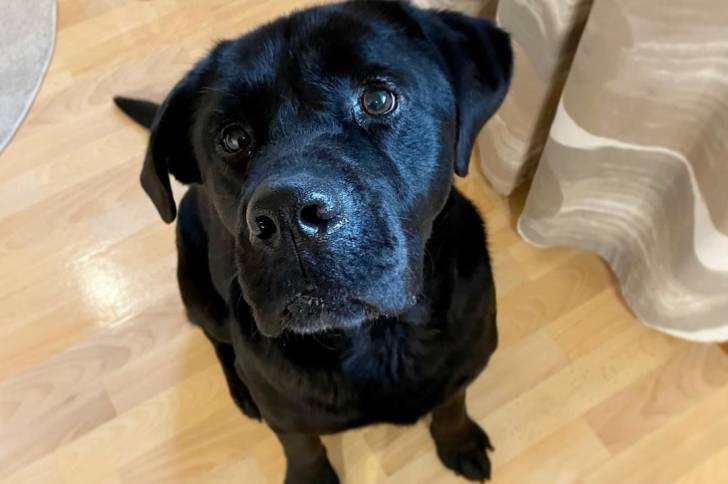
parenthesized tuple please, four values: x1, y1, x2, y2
(220, 124, 253, 154)
(361, 87, 396, 116)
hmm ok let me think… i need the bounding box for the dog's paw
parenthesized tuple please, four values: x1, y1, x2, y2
(433, 420, 493, 482)
(284, 459, 339, 484)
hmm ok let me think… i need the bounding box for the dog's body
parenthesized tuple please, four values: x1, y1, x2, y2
(179, 183, 496, 432)
(115, 1, 511, 482)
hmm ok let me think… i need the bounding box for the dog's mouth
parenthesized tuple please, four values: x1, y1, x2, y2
(239, 276, 422, 338)
(278, 290, 387, 335)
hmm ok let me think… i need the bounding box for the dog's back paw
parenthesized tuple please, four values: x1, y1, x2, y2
(229, 380, 262, 421)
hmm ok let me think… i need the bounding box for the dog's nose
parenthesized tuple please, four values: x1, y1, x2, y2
(246, 176, 343, 246)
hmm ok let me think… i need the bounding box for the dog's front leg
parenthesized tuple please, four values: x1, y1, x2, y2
(275, 432, 339, 484)
(430, 390, 493, 481)
(208, 339, 261, 421)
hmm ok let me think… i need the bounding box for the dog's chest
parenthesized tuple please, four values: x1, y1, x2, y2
(340, 322, 443, 386)
(236, 320, 464, 431)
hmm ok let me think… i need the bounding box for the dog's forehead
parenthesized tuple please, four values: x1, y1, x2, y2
(288, 4, 424, 62)
(221, 3, 427, 91)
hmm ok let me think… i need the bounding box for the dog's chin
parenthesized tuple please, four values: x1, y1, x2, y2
(251, 294, 411, 338)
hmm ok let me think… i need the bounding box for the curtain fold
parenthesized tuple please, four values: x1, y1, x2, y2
(416, 0, 728, 342)
(478, 0, 594, 194)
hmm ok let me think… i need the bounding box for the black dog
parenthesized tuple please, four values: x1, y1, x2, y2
(115, 1, 511, 482)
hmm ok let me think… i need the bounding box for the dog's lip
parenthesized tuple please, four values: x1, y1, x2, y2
(280, 292, 414, 325)
(281, 291, 354, 318)
(284, 291, 390, 314)
(276, 292, 380, 332)
(282, 291, 325, 314)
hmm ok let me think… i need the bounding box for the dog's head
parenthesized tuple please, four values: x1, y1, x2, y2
(140, 1, 511, 336)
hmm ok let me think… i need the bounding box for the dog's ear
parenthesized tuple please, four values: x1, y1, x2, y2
(418, 10, 513, 177)
(140, 73, 203, 223)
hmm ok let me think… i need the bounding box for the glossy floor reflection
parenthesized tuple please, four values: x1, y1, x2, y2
(1, 1, 727, 483)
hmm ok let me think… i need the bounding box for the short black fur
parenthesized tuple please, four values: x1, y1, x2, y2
(115, 1, 512, 482)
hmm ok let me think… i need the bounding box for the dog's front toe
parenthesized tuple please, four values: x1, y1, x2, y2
(284, 459, 339, 484)
(432, 420, 493, 482)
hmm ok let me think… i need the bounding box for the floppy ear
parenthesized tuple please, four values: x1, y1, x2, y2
(419, 10, 513, 177)
(141, 74, 203, 223)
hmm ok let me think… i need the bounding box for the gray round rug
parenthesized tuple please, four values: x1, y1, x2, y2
(0, 0, 57, 153)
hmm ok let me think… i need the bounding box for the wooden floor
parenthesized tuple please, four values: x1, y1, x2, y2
(1, 1, 727, 482)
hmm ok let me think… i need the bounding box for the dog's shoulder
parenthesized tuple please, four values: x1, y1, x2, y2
(177, 185, 219, 245)
(177, 186, 203, 242)
(176, 186, 238, 343)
